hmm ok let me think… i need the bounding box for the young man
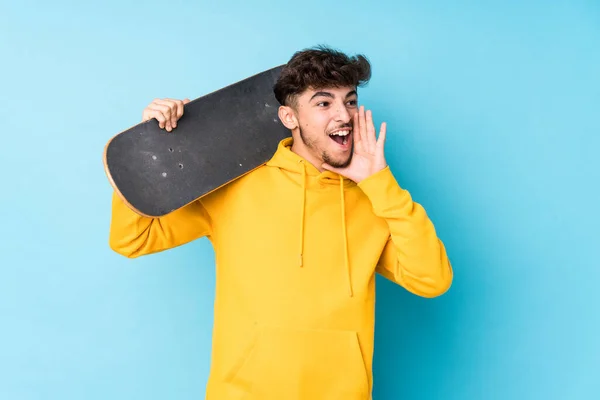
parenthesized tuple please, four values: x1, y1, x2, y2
(109, 46, 452, 400)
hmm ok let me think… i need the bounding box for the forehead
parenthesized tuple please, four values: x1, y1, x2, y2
(300, 86, 357, 100)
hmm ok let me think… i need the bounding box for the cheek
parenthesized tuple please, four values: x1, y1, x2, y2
(300, 113, 329, 133)
(348, 109, 358, 123)
(312, 114, 333, 133)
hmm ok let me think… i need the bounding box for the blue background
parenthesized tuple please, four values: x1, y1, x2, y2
(1, 0, 599, 399)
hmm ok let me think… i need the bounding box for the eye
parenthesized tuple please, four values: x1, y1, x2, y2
(317, 101, 330, 107)
(347, 99, 358, 107)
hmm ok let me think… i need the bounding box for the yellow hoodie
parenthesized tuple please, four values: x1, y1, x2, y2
(109, 137, 452, 400)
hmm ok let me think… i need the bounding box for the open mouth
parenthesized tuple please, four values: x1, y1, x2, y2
(328, 129, 352, 146)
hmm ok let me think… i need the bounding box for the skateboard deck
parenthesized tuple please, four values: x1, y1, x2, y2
(103, 65, 290, 217)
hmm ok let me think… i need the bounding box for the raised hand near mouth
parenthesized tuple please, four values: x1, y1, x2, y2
(322, 105, 387, 183)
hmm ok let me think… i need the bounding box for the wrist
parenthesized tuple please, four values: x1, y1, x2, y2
(355, 164, 388, 184)
(357, 166, 411, 214)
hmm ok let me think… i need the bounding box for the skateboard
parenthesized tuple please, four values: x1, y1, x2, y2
(103, 65, 290, 217)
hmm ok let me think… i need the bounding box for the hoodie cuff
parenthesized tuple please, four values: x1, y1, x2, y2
(357, 166, 412, 215)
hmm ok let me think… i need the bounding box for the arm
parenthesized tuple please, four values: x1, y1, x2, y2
(108, 97, 212, 258)
(322, 106, 452, 296)
(358, 167, 452, 297)
(109, 191, 212, 258)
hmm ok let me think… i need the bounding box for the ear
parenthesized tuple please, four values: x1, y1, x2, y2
(278, 106, 298, 130)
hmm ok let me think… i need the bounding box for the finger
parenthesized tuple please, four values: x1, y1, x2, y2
(377, 122, 387, 149)
(142, 103, 164, 123)
(142, 108, 152, 122)
(142, 102, 156, 122)
(145, 107, 168, 129)
(163, 98, 185, 127)
(174, 99, 184, 119)
(180, 99, 191, 124)
(352, 112, 362, 151)
(153, 99, 178, 129)
(366, 109, 376, 151)
(150, 102, 173, 124)
(359, 106, 369, 152)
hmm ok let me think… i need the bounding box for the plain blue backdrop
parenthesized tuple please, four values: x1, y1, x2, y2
(1, 0, 599, 399)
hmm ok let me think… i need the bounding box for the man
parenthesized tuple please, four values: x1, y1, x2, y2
(109, 46, 453, 400)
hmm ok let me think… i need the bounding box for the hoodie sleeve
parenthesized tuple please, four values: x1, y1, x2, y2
(357, 166, 453, 298)
(108, 191, 213, 258)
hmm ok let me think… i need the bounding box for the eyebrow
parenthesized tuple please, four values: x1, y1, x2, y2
(310, 90, 357, 101)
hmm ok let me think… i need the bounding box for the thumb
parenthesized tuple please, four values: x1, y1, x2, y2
(322, 163, 347, 176)
(321, 163, 338, 172)
(322, 163, 359, 182)
(183, 98, 191, 104)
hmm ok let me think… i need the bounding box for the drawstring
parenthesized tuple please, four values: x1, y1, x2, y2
(340, 177, 353, 297)
(296, 160, 353, 297)
(298, 160, 306, 267)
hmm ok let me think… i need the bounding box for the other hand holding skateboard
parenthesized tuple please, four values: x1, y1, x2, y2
(142, 98, 191, 132)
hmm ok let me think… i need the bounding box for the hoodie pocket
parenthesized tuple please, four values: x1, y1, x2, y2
(226, 325, 370, 400)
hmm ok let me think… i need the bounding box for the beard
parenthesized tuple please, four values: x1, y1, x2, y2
(299, 126, 354, 169)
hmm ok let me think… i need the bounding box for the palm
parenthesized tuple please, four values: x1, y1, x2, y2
(324, 106, 387, 183)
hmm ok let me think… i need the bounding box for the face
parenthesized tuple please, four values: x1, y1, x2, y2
(279, 86, 359, 169)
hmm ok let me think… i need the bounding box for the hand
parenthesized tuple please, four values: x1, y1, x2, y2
(142, 98, 190, 132)
(323, 105, 387, 183)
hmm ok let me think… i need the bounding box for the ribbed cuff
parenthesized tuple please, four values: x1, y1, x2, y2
(357, 166, 411, 215)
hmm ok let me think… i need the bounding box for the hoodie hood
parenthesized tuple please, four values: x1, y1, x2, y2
(266, 137, 356, 297)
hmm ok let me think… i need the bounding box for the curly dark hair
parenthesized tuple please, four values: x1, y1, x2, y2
(273, 45, 372, 107)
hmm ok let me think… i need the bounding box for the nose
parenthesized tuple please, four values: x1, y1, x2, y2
(334, 102, 351, 124)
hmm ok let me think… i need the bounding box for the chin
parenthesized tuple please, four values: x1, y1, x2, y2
(323, 151, 353, 169)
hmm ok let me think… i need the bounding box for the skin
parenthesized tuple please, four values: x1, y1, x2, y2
(278, 86, 388, 183)
(278, 86, 357, 170)
(142, 86, 387, 184)
(142, 98, 190, 131)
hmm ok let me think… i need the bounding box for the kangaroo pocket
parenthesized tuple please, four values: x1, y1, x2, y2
(225, 325, 370, 400)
